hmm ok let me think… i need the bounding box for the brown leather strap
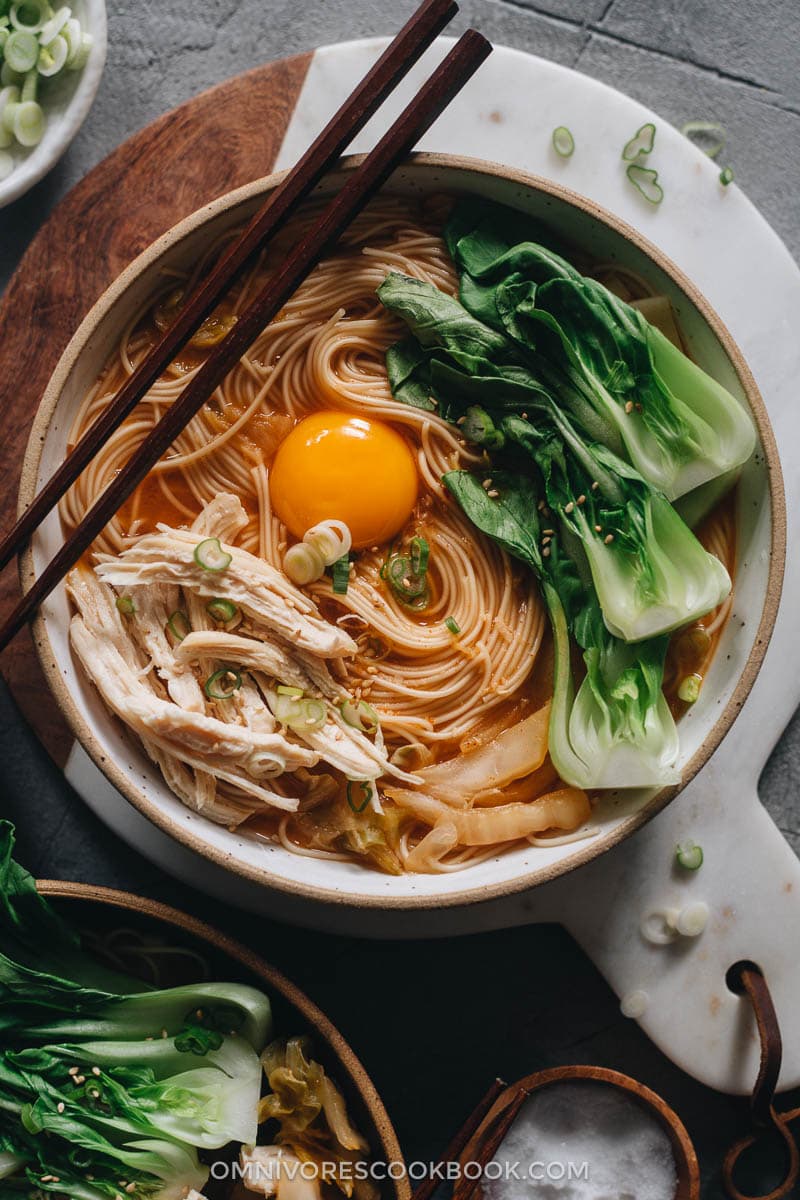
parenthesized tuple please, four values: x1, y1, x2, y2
(723, 963, 800, 1200)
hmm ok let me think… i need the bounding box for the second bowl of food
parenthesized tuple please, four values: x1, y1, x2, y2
(19, 153, 785, 909)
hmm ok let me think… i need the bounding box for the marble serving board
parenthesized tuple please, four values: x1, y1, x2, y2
(51, 37, 800, 1095)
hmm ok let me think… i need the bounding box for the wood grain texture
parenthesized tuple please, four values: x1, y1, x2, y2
(0, 51, 312, 766)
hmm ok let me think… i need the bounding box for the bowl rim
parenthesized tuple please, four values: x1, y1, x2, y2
(20, 151, 787, 910)
(0, 0, 108, 209)
(37, 878, 409, 1197)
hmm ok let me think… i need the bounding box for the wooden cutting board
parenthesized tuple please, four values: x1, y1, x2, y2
(0, 52, 312, 765)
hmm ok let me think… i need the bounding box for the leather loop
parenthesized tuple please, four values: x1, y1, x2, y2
(722, 964, 800, 1200)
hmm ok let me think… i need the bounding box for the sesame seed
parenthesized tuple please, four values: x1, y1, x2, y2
(542, 548, 551, 558)
(482, 478, 492, 490)
(521, 411, 528, 419)
(537, 499, 546, 511)
(625, 400, 634, 414)
(487, 489, 499, 498)
(591, 480, 600, 490)
(57, 1102, 65, 1113)
(577, 494, 586, 505)
(68, 1066, 79, 1076)
(92, 1067, 101, 1076)
(75, 1075, 86, 1085)
(160, 1028, 168, 1039)
(542, 537, 551, 546)
(564, 501, 574, 514)
(456, 415, 466, 425)
(604, 533, 615, 544)
(126, 1186, 137, 1195)
(543, 528, 555, 536)
(595, 525, 602, 533)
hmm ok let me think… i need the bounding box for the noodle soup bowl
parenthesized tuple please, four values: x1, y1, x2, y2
(20, 154, 785, 916)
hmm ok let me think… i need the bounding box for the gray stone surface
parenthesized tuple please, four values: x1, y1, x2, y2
(1, 2, 799, 1196)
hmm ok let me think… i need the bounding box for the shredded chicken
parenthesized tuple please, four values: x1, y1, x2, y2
(67, 496, 416, 829)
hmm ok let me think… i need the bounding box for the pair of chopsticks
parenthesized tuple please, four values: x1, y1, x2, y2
(0, 0, 491, 652)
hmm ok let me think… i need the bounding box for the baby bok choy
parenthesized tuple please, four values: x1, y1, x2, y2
(444, 197, 755, 502)
(377, 272, 730, 642)
(0, 821, 271, 1199)
(442, 471, 680, 790)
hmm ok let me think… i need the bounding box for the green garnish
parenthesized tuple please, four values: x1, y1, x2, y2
(331, 554, 350, 595)
(276, 684, 303, 698)
(340, 698, 380, 736)
(166, 610, 190, 642)
(461, 405, 505, 450)
(204, 668, 242, 700)
(206, 598, 238, 623)
(445, 616, 461, 635)
(678, 673, 702, 704)
(346, 780, 372, 813)
(193, 537, 232, 572)
(551, 125, 575, 158)
(625, 163, 664, 204)
(622, 122, 656, 161)
(386, 554, 427, 600)
(676, 840, 704, 870)
(680, 120, 726, 160)
(409, 535, 429, 576)
(115, 595, 135, 616)
(719, 166, 734, 186)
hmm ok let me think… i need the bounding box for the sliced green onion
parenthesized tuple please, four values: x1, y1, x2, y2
(340, 698, 380, 736)
(331, 554, 350, 595)
(20, 65, 35, 102)
(38, 6, 71, 47)
(676, 840, 704, 871)
(9, 1, 49, 34)
(445, 616, 461, 635)
(193, 537, 232, 572)
(680, 119, 726, 160)
(4, 29, 37, 72)
(386, 555, 426, 599)
(62, 14, 82, 64)
(66, 28, 91, 70)
(115, 595, 135, 617)
(283, 541, 324, 586)
(204, 668, 242, 701)
(461, 405, 505, 450)
(272, 693, 326, 732)
(719, 166, 734, 186)
(625, 163, 664, 205)
(346, 780, 372, 814)
(409, 535, 429, 576)
(622, 121, 656, 161)
(206, 597, 238, 623)
(276, 684, 304, 698)
(399, 586, 430, 612)
(0, 85, 19, 146)
(37, 32, 67, 76)
(10, 97, 42, 145)
(167, 610, 190, 642)
(678, 673, 702, 704)
(551, 125, 575, 157)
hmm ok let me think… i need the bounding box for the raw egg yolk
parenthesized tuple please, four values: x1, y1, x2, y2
(269, 410, 418, 550)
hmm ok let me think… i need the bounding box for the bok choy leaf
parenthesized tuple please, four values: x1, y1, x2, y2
(445, 198, 755, 500)
(442, 471, 680, 788)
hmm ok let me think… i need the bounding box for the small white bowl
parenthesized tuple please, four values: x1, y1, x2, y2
(0, 0, 107, 209)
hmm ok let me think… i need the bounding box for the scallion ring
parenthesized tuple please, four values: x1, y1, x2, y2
(115, 595, 135, 617)
(386, 555, 426, 599)
(680, 119, 726, 160)
(167, 610, 190, 642)
(625, 163, 664, 205)
(719, 166, 734, 186)
(622, 121, 656, 161)
(551, 125, 575, 157)
(193, 537, 232, 572)
(283, 541, 325, 585)
(38, 6, 71, 47)
(340, 698, 380, 736)
(331, 554, 350, 595)
(676, 840, 704, 871)
(678, 673, 702, 704)
(409, 535, 429, 576)
(4, 29, 37, 72)
(346, 780, 372, 814)
(9, 0, 49, 34)
(445, 616, 461, 635)
(204, 668, 242, 701)
(37, 33, 68, 76)
(276, 685, 304, 698)
(206, 598, 238, 624)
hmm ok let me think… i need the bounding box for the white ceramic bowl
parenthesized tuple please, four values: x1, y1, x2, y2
(0, 0, 107, 209)
(20, 155, 785, 912)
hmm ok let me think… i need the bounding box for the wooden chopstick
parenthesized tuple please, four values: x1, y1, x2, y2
(0, 29, 492, 652)
(0, 0, 458, 576)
